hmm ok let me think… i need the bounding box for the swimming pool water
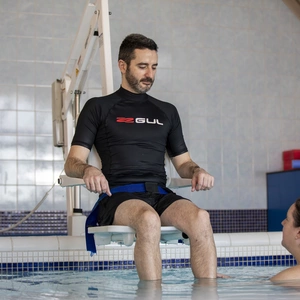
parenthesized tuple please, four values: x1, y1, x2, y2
(1, 266, 300, 299)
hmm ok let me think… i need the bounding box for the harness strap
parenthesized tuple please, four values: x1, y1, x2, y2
(85, 183, 168, 254)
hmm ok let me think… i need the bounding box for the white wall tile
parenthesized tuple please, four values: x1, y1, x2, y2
(0, 186, 17, 209)
(17, 111, 35, 134)
(0, 85, 17, 109)
(35, 136, 54, 160)
(17, 136, 35, 160)
(17, 161, 35, 185)
(0, 136, 17, 160)
(0, 36, 18, 60)
(0, 160, 17, 185)
(0, 12, 18, 35)
(35, 161, 53, 185)
(18, 86, 35, 110)
(35, 112, 52, 135)
(17, 186, 36, 210)
(0, 111, 17, 134)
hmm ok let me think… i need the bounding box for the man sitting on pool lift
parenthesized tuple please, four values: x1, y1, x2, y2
(64, 33, 218, 281)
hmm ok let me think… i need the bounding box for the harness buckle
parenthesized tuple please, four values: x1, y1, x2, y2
(145, 182, 159, 193)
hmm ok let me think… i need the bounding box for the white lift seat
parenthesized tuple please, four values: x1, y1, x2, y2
(88, 225, 185, 247)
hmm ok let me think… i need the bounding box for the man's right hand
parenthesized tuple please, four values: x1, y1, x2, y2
(83, 166, 112, 196)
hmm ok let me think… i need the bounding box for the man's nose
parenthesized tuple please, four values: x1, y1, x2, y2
(145, 67, 154, 78)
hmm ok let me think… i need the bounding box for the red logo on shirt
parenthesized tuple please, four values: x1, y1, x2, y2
(116, 117, 134, 123)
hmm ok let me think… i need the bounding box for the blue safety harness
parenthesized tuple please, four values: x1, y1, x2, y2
(85, 183, 168, 255)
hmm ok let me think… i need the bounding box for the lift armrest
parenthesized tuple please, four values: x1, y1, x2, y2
(58, 175, 191, 189)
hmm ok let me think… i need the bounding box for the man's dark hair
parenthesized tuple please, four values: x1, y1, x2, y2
(293, 198, 300, 227)
(118, 33, 158, 66)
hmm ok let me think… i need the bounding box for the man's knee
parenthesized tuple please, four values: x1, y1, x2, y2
(190, 208, 212, 230)
(178, 208, 212, 241)
(137, 209, 161, 229)
(197, 209, 211, 222)
(135, 210, 161, 239)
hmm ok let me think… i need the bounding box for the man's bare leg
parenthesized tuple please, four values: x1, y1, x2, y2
(113, 200, 162, 280)
(160, 200, 217, 278)
(136, 280, 162, 299)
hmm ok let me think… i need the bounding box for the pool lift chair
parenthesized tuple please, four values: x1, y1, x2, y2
(52, 0, 191, 250)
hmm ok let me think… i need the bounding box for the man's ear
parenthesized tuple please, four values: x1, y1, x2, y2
(118, 60, 127, 74)
(296, 229, 300, 240)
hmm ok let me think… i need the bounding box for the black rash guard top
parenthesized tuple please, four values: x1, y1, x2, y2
(71, 87, 188, 186)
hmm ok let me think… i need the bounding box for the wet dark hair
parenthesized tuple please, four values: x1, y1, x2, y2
(118, 33, 158, 66)
(293, 198, 300, 227)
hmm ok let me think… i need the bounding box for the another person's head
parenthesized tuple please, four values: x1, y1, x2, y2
(281, 198, 300, 253)
(118, 33, 158, 94)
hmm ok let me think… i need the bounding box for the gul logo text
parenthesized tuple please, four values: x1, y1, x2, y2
(116, 117, 163, 125)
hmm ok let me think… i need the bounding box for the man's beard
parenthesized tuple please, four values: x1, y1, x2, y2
(125, 69, 154, 94)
